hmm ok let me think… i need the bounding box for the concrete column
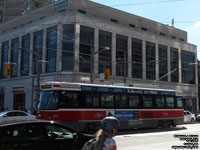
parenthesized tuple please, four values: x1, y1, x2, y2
(178, 48, 182, 83)
(167, 46, 171, 82)
(42, 25, 47, 73)
(155, 43, 159, 80)
(112, 32, 116, 76)
(56, 23, 62, 72)
(29, 32, 33, 75)
(195, 52, 198, 85)
(94, 28, 99, 74)
(74, 24, 80, 72)
(18, 37, 22, 76)
(0, 42, 1, 73)
(128, 36, 132, 78)
(142, 40, 146, 79)
(8, 40, 11, 65)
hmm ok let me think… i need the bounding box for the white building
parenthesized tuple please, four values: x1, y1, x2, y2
(0, 0, 198, 113)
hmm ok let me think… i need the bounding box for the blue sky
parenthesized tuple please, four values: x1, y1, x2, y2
(90, 0, 200, 59)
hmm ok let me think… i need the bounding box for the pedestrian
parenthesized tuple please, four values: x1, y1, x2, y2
(81, 116, 120, 150)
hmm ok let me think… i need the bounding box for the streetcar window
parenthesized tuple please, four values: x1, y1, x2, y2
(85, 93, 99, 107)
(177, 97, 183, 108)
(143, 96, 153, 108)
(166, 97, 174, 108)
(38, 91, 58, 110)
(155, 96, 165, 108)
(116, 94, 127, 108)
(129, 95, 140, 108)
(101, 94, 114, 108)
(59, 91, 79, 108)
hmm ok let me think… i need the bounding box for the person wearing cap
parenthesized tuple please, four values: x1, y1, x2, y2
(97, 116, 120, 150)
(81, 116, 120, 150)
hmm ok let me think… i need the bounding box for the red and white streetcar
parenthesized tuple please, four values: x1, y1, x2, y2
(37, 82, 184, 132)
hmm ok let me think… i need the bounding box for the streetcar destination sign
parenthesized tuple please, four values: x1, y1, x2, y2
(81, 85, 175, 96)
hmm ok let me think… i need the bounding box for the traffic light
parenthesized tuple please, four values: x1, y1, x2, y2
(104, 69, 110, 80)
(5, 64, 11, 78)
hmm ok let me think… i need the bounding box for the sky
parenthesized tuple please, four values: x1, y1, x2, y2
(90, 0, 200, 59)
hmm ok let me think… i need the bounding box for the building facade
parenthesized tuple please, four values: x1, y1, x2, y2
(0, 0, 198, 113)
(0, 0, 57, 23)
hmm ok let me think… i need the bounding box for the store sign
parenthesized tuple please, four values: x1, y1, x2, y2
(54, 0, 68, 11)
(12, 86, 24, 93)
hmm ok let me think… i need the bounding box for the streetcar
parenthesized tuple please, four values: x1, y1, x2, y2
(37, 82, 184, 132)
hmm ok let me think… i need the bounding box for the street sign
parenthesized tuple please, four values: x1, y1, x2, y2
(54, 0, 68, 11)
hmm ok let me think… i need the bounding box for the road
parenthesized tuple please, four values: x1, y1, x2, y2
(115, 123, 200, 150)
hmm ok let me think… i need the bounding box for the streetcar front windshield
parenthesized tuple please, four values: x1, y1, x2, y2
(38, 90, 59, 110)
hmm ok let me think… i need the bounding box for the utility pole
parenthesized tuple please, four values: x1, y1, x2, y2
(90, 47, 110, 83)
(36, 48, 42, 109)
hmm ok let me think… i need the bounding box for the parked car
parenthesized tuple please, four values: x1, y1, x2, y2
(196, 113, 200, 122)
(0, 120, 93, 150)
(0, 110, 36, 125)
(184, 110, 196, 123)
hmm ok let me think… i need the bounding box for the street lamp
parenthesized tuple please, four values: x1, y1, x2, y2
(90, 47, 110, 83)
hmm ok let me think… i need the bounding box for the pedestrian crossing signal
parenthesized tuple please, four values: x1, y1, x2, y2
(5, 64, 11, 78)
(104, 69, 110, 80)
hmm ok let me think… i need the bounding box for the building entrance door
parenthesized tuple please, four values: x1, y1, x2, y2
(13, 93, 25, 110)
(0, 94, 4, 111)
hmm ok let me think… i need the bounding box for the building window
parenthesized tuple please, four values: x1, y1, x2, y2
(33, 30, 43, 75)
(159, 45, 168, 81)
(129, 24, 135, 28)
(79, 26, 94, 73)
(146, 41, 155, 80)
(141, 27, 147, 31)
(116, 34, 128, 77)
(1, 41, 9, 78)
(11, 38, 19, 77)
(110, 18, 118, 23)
(181, 50, 195, 84)
(160, 32, 165, 36)
(78, 9, 86, 14)
(46, 26, 57, 73)
(21, 34, 30, 76)
(132, 38, 142, 78)
(99, 30, 112, 74)
(62, 24, 74, 71)
(171, 36, 176, 39)
(170, 47, 179, 82)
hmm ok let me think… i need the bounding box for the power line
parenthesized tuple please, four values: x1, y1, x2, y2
(93, 0, 187, 7)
